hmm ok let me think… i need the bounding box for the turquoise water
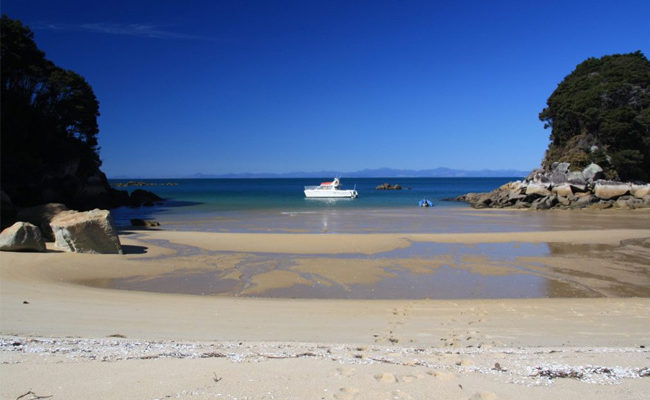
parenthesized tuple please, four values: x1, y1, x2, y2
(109, 177, 519, 232)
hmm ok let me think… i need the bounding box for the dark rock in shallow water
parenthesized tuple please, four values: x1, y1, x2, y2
(0, 222, 46, 252)
(130, 189, 163, 207)
(130, 218, 160, 227)
(376, 183, 402, 190)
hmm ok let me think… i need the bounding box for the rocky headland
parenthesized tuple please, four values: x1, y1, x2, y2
(453, 162, 650, 210)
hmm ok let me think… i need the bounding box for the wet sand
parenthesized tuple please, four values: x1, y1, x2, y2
(1, 209, 650, 399)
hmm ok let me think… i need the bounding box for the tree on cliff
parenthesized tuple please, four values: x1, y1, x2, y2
(539, 51, 650, 182)
(1, 15, 104, 206)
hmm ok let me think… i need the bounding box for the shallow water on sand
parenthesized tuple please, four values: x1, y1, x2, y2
(107, 237, 650, 299)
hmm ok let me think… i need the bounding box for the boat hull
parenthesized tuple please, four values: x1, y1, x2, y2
(304, 189, 358, 198)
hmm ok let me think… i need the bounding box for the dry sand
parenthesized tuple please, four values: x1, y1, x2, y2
(1, 220, 650, 399)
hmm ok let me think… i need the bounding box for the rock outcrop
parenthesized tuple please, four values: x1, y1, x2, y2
(376, 183, 402, 190)
(0, 222, 46, 252)
(50, 209, 122, 254)
(452, 162, 650, 210)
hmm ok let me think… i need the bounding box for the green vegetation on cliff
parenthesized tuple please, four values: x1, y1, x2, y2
(539, 51, 650, 182)
(1, 15, 108, 208)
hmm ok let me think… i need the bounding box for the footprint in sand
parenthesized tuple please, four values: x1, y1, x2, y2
(391, 389, 415, 400)
(400, 374, 424, 383)
(468, 391, 497, 400)
(374, 372, 397, 383)
(427, 370, 456, 381)
(336, 366, 356, 377)
(334, 387, 360, 400)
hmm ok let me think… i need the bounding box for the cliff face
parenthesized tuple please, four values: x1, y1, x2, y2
(1, 16, 131, 228)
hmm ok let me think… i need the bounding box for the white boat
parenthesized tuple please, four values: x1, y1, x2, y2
(304, 178, 358, 198)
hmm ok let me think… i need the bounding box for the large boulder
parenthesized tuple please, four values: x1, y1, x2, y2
(594, 182, 630, 200)
(582, 163, 603, 181)
(525, 183, 551, 197)
(16, 203, 69, 242)
(530, 195, 558, 210)
(551, 184, 573, 197)
(631, 184, 650, 198)
(549, 162, 570, 184)
(50, 209, 122, 254)
(567, 171, 587, 186)
(0, 222, 46, 252)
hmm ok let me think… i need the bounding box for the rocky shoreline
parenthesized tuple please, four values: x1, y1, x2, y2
(452, 162, 650, 210)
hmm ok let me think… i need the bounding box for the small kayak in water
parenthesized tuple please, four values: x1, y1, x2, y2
(418, 199, 433, 207)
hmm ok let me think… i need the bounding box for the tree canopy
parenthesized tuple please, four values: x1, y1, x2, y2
(1, 15, 102, 205)
(539, 51, 650, 181)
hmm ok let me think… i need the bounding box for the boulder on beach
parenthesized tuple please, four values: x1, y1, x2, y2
(0, 222, 46, 252)
(16, 203, 69, 242)
(594, 182, 630, 200)
(551, 183, 573, 197)
(631, 184, 650, 198)
(525, 183, 551, 197)
(50, 209, 122, 254)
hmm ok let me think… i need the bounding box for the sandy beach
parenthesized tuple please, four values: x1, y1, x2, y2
(1, 209, 650, 399)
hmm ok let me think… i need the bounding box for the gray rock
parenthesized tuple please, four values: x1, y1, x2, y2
(531, 195, 557, 210)
(553, 162, 571, 174)
(557, 196, 572, 206)
(0, 222, 46, 252)
(50, 209, 122, 254)
(582, 163, 603, 181)
(594, 182, 630, 200)
(590, 200, 614, 209)
(571, 194, 596, 209)
(567, 171, 586, 186)
(549, 162, 570, 185)
(512, 200, 530, 209)
(525, 168, 545, 183)
(551, 184, 573, 197)
(525, 183, 551, 197)
(16, 203, 69, 242)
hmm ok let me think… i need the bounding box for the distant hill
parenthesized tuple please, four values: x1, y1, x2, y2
(170, 168, 529, 179)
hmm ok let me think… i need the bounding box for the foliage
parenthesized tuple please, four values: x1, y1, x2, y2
(1, 15, 101, 204)
(539, 51, 650, 181)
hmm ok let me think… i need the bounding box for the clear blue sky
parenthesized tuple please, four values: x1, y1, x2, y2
(4, 1, 649, 177)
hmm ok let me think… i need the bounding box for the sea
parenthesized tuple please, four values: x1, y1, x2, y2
(109, 177, 524, 233)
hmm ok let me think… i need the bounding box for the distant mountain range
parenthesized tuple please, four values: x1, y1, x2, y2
(110, 167, 529, 179)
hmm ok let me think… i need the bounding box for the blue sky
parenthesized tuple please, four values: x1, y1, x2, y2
(4, 1, 649, 177)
